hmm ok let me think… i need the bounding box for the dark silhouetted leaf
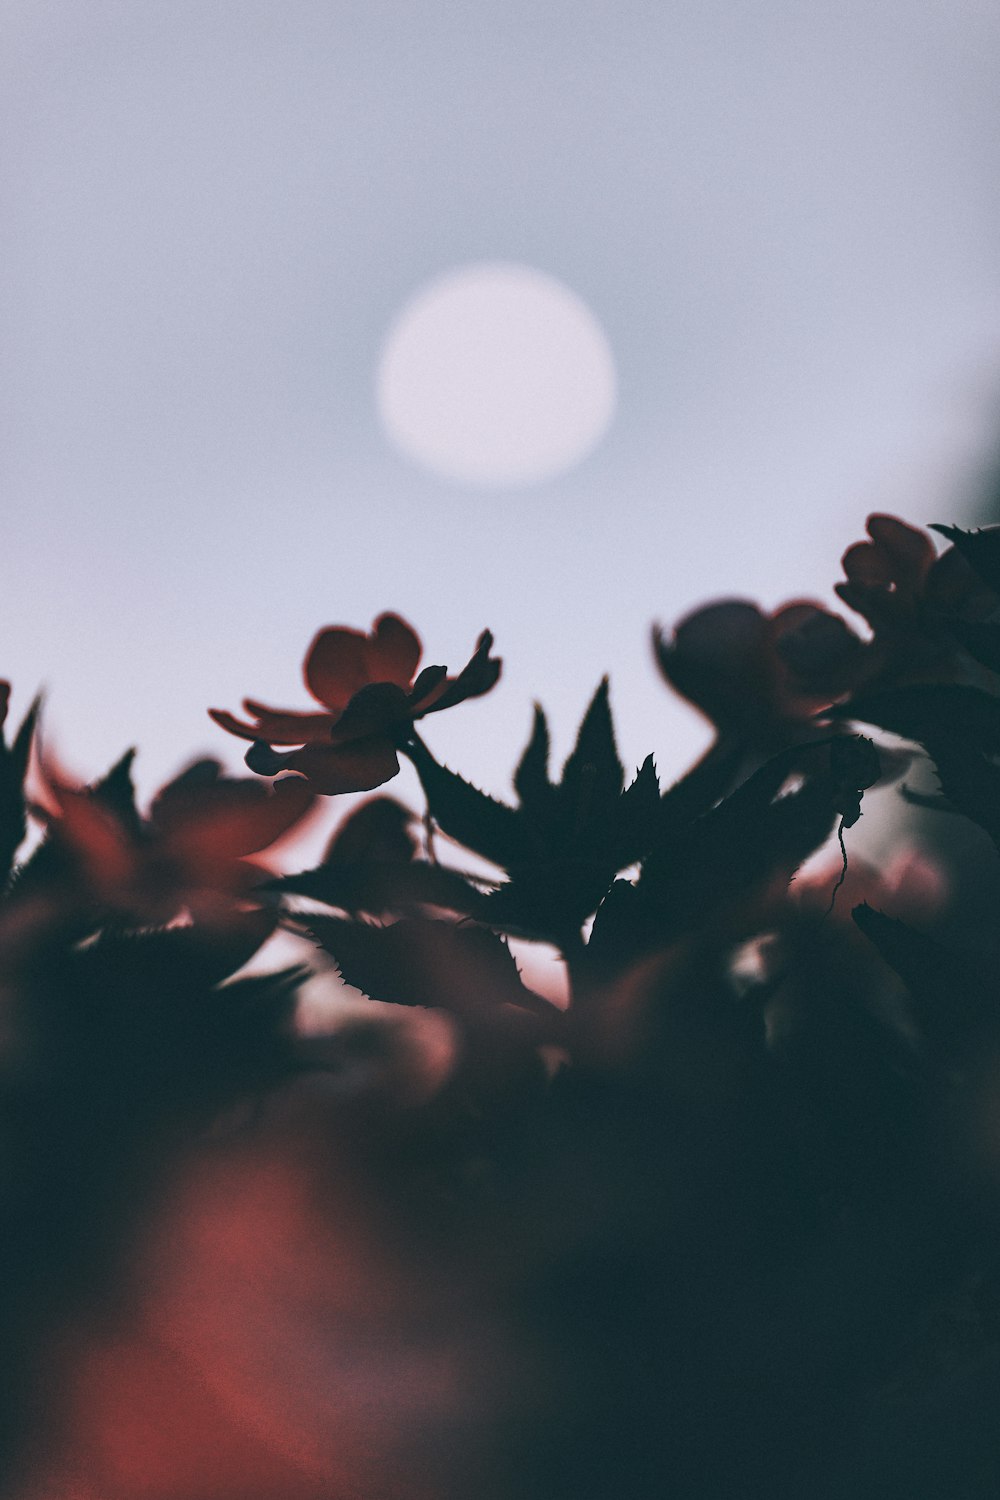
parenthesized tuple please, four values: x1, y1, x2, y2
(75, 910, 278, 995)
(930, 523, 1000, 595)
(302, 913, 554, 1019)
(270, 858, 490, 917)
(406, 733, 535, 868)
(838, 684, 1000, 756)
(586, 878, 646, 969)
(322, 795, 417, 866)
(616, 755, 661, 862)
(638, 742, 839, 943)
(658, 737, 745, 838)
(922, 737, 1000, 849)
(513, 705, 553, 811)
(559, 678, 624, 813)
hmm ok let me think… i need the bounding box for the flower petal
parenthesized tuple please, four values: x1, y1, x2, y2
(866, 514, 936, 584)
(362, 614, 422, 689)
(163, 775, 316, 863)
(36, 775, 138, 893)
(207, 708, 262, 743)
(304, 627, 373, 711)
(841, 541, 893, 588)
(654, 600, 776, 729)
(771, 601, 865, 697)
(241, 700, 334, 744)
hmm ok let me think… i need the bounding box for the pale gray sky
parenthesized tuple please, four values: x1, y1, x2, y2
(3, 0, 999, 819)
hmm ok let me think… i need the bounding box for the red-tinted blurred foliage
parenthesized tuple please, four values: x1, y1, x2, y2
(7, 515, 1000, 1500)
(32, 756, 315, 925)
(21, 1074, 512, 1500)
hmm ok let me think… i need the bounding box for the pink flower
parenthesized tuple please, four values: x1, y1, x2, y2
(836, 513, 998, 660)
(653, 598, 866, 739)
(210, 613, 500, 794)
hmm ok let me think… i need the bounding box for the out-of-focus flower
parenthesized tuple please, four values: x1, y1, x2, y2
(209, 613, 500, 795)
(34, 757, 315, 925)
(793, 844, 948, 924)
(653, 597, 866, 740)
(835, 514, 1000, 677)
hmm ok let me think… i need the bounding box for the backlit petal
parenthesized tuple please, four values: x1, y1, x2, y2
(362, 614, 422, 689)
(164, 776, 316, 863)
(304, 628, 372, 712)
(841, 541, 893, 587)
(866, 514, 936, 584)
(208, 708, 262, 743)
(241, 700, 334, 744)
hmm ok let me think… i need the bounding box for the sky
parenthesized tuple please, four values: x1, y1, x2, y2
(4, 0, 1000, 836)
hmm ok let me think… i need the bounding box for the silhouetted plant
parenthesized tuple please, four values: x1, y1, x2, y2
(5, 517, 1000, 1497)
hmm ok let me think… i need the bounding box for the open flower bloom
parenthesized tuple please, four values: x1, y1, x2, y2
(653, 597, 867, 741)
(34, 757, 316, 925)
(209, 613, 500, 794)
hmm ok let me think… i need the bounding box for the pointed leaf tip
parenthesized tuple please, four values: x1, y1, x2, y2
(560, 677, 624, 803)
(405, 734, 531, 869)
(514, 704, 553, 810)
(929, 522, 1000, 594)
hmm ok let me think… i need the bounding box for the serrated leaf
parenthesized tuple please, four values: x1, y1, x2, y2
(406, 733, 534, 868)
(838, 684, 1000, 756)
(559, 678, 624, 813)
(921, 737, 1000, 849)
(302, 913, 553, 1017)
(586, 878, 645, 968)
(639, 744, 838, 938)
(930, 523, 1000, 595)
(477, 857, 619, 943)
(615, 755, 661, 863)
(513, 704, 553, 811)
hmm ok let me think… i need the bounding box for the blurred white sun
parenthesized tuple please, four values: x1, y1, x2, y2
(376, 262, 617, 488)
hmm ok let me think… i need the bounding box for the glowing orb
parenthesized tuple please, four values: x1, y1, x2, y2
(376, 262, 617, 488)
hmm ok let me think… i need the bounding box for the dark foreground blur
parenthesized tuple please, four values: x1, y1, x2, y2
(7, 518, 1000, 1497)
